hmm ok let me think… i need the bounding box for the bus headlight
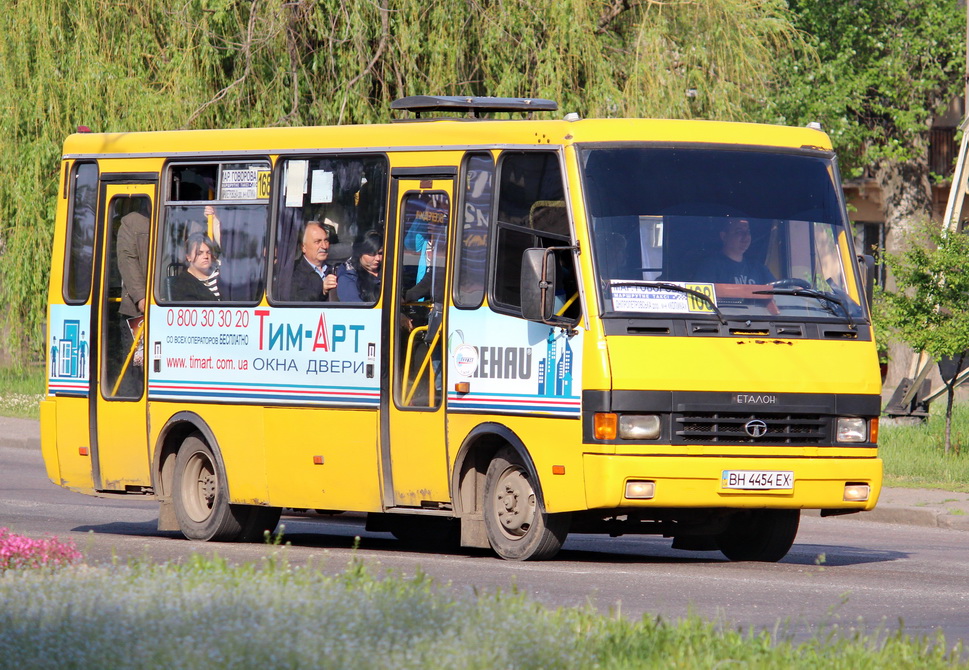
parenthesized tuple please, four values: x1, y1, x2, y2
(836, 417, 867, 442)
(844, 483, 870, 501)
(625, 480, 656, 499)
(619, 415, 661, 440)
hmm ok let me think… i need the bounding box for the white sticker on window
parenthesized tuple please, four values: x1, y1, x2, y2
(285, 161, 308, 208)
(311, 170, 334, 204)
(220, 169, 259, 200)
(611, 282, 716, 314)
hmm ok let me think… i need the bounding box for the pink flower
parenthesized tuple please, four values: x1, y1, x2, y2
(0, 527, 82, 572)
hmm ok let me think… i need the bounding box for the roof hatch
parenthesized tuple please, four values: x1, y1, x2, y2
(390, 95, 558, 119)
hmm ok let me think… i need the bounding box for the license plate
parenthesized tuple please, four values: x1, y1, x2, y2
(721, 470, 794, 490)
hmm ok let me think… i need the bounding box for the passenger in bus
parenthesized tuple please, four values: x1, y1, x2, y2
(202, 205, 222, 247)
(186, 206, 223, 287)
(336, 230, 383, 302)
(403, 237, 443, 304)
(117, 211, 150, 367)
(118, 211, 150, 317)
(171, 233, 222, 301)
(402, 240, 445, 394)
(700, 218, 774, 285)
(289, 220, 338, 301)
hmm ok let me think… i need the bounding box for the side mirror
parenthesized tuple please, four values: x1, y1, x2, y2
(859, 254, 875, 306)
(520, 248, 555, 322)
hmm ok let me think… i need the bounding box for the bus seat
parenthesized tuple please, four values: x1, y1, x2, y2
(166, 262, 185, 301)
(529, 200, 567, 235)
(327, 241, 352, 268)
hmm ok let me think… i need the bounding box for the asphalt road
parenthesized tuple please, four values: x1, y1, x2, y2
(3, 444, 969, 646)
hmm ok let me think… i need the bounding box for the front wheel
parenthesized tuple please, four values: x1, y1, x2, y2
(238, 506, 282, 543)
(483, 447, 570, 560)
(715, 509, 799, 562)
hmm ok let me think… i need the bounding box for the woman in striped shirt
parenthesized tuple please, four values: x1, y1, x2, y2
(171, 233, 222, 301)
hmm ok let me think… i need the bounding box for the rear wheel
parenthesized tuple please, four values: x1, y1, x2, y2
(715, 509, 799, 562)
(483, 447, 570, 560)
(172, 433, 249, 541)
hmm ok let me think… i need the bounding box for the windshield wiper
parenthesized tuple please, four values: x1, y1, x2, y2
(610, 281, 728, 325)
(753, 287, 855, 329)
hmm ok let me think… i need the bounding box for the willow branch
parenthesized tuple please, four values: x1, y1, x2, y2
(596, 0, 677, 35)
(344, 0, 390, 90)
(184, 0, 260, 128)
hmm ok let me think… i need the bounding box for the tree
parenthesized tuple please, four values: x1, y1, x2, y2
(878, 223, 969, 454)
(771, 0, 965, 392)
(0, 0, 805, 366)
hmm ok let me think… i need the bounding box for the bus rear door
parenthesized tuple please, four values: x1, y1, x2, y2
(92, 180, 155, 491)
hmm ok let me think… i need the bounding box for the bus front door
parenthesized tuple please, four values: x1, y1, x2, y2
(385, 177, 455, 508)
(91, 182, 155, 491)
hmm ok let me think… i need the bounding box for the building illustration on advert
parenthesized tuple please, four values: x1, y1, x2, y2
(537, 328, 573, 397)
(50, 319, 88, 379)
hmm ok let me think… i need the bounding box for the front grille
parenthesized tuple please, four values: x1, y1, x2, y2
(675, 412, 828, 445)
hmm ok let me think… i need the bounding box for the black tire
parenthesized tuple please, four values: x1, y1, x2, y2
(389, 516, 461, 551)
(483, 447, 570, 560)
(238, 506, 282, 543)
(715, 509, 800, 562)
(172, 433, 248, 541)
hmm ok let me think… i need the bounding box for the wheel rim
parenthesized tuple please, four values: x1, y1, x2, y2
(491, 464, 536, 540)
(180, 451, 217, 523)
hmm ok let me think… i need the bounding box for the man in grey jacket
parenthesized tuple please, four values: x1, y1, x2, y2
(116, 210, 150, 393)
(118, 211, 150, 318)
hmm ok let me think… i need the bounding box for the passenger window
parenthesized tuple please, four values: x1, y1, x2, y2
(271, 155, 389, 304)
(396, 191, 449, 408)
(158, 162, 270, 303)
(454, 153, 494, 308)
(64, 162, 99, 303)
(491, 152, 579, 319)
(103, 195, 152, 400)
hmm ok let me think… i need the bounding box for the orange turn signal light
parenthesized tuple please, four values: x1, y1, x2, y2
(594, 413, 617, 440)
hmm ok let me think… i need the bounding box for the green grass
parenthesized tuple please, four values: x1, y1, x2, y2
(0, 366, 43, 419)
(0, 555, 964, 670)
(880, 404, 969, 492)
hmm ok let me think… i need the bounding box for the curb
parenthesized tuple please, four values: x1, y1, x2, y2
(0, 416, 40, 451)
(856, 505, 969, 531)
(805, 503, 969, 532)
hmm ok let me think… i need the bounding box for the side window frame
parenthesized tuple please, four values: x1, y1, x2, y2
(62, 160, 100, 304)
(268, 153, 390, 305)
(101, 193, 153, 401)
(156, 158, 272, 305)
(488, 150, 573, 317)
(453, 152, 495, 309)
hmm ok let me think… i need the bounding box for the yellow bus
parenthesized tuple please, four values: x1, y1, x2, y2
(41, 96, 882, 561)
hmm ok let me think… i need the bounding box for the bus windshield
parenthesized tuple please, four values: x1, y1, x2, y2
(579, 146, 866, 322)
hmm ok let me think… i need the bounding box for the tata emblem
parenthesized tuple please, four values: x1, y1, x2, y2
(744, 419, 768, 438)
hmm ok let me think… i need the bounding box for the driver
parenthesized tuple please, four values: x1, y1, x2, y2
(701, 218, 774, 285)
